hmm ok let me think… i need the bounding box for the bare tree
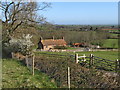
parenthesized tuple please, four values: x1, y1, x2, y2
(0, 1, 50, 43)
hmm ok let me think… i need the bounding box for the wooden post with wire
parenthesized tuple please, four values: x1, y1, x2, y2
(115, 59, 120, 84)
(11, 52, 14, 59)
(115, 59, 120, 73)
(118, 59, 120, 85)
(89, 54, 94, 68)
(91, 54, 94, 66)
(89, 54, 92, 68)
(32, 54, 35, 76)
(68, 67, 70, 89)
(26, 55, 28, 68)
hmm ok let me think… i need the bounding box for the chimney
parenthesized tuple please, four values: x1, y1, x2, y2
(62, 37, 64, 40)
(40, 37, 43, 41)
(53, 36, 54, 40)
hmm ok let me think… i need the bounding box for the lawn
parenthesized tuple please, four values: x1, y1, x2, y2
(2, 59, 57, 88)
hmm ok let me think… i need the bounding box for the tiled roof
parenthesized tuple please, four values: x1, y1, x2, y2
(41, 39, 67, 46)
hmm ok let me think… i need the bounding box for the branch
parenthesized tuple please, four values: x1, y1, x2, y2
(35, 2, 50, 11)
(11, 21, 23, 32)
(5, 2, 14, 23)
(11, 18, 17, 26)
(0, 5, 6, 11)
(10, 2, 23, 26)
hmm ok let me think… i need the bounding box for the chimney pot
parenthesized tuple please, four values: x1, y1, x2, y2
(40, 37, 43, 41)
(53, 36, 54, 40)
(62, 37, 64, 40)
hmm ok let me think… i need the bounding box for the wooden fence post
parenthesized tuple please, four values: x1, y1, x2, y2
(118, 59, 120, 72)
(83, 54, 86, 61)
(118, 59, 120, 85)
(18, 52, 19, 60)
(75, 53, 78, 64)
(11, 52, 14, 58)
(32, 55, 35, 76)
(89, 54, 92, 68)
(115, 59, 120, 84)
(92, 54, 94, 66)
(68, 67, 70, 89)
(115, 59, 120, 73)
(89, 54, 94, 68)
(26, 55, 28, 68)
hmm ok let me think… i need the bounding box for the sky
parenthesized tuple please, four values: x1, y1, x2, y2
(40, 2, 118, 25)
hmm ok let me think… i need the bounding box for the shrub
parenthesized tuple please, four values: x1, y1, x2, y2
(3, 34, 34, 57)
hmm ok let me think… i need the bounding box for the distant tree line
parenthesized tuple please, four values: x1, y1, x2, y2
(36, 23, 114, 47)
(36, 23, 118, 32)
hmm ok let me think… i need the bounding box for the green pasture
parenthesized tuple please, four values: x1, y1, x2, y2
(110, 33, 118, 37)
(35, 51, 118, 61)
(102, 39, 118, 48)
(77, 51, 118, 71)
(77, 51, 118, 60)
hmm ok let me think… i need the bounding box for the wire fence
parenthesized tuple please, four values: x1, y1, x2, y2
(12, 52, 120, 73)
(11, 52, 120, 88)
(34, 52, 71, 87)
(35, 52, 120, 72)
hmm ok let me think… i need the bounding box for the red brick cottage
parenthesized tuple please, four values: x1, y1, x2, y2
(38, 37, 67, 50)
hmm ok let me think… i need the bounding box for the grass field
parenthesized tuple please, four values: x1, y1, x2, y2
(35, 51, 118, 61)
(110, 33, 118, 37)
(77, 51, 118, 71)
(102, 39, 118, 49)
(77, 51, 118, 60)
(2, 59, 57, 88)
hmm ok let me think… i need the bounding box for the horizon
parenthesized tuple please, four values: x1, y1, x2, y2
(53, 24, 118, 25)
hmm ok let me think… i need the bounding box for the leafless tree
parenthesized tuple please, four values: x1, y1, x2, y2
(0, 1, 50, 42)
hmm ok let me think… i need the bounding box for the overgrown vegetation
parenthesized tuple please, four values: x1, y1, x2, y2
(34, 51, 119, 88)
(2, 59, 57, 88)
